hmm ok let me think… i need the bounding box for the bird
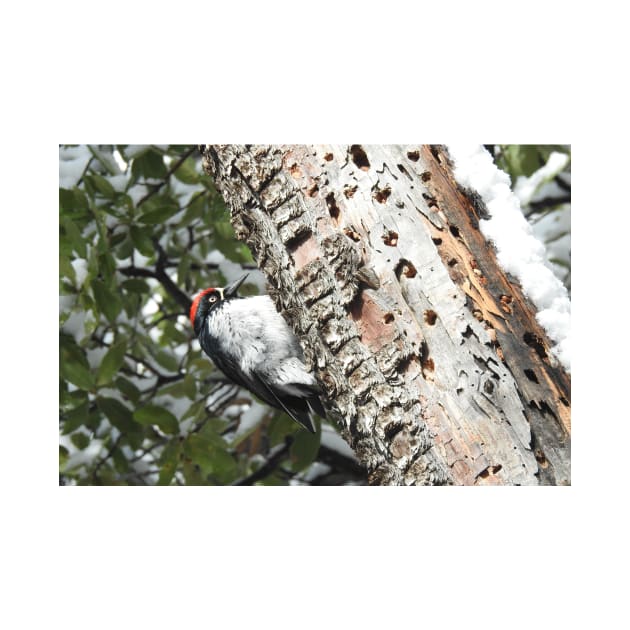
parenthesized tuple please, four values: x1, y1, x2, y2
(189, 273, 325, 433)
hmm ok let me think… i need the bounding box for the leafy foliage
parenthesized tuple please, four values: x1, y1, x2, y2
(59, 145, 360, 486)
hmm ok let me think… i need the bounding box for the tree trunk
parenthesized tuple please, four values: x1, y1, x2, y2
(201, 144, 571, 486)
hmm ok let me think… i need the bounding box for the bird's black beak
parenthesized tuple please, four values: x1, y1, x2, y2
(223, 273, 249, 298)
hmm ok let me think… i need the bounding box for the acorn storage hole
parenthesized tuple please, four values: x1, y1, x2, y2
(524, 368, 540, 384)
(407, 150, 420, 161)
(395, 259, 417, 279)
(383, 312, 395, 324)
(382, 229, 398, 246)
(373, 187, 391, 204)
(424, 310, 437, 325)
(350, 144, 370, 170)
(325, 192, 340, 221)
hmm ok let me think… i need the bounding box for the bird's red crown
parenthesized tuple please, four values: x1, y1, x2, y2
(189, 288, 216, 324)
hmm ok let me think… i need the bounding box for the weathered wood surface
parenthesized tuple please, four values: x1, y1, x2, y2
(201, 144, 571, 485)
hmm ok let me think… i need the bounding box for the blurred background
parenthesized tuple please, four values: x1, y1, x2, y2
(59, 144, 570, 485)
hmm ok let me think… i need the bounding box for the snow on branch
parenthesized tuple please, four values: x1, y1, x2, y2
(446, 145, 571, 372)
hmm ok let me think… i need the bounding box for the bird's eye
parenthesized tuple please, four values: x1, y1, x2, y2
(208, 295, 217, 303)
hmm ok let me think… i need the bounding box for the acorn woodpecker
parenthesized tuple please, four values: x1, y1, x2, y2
(190, 274, 324, 433)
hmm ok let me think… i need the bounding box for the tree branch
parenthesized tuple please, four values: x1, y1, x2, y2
(231, 437, 294, 486)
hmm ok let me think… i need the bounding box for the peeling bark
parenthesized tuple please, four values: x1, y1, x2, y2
(201, 144, 571, 486)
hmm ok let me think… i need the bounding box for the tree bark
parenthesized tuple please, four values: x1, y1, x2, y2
(201, 144, 571, 486)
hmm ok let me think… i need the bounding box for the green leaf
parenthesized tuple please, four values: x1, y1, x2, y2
(62, 400, 90, 434)
(173, 157, 199, 184)
(139, 205, 181, 224)
(97, 397, 140, 434)
(71, 432, 91, 450)
(177, 194, 205, 226)
(86, 174, 116, 199)
(115, 235, 134, 260)
(499, 145, 542, 180)
(129, 225, 155, 257)
(97, 340, 128, 386)
(289, 422, 321, 472)
(134, 405, 179, 435)
(97, 251, 117, 280)
(121, 278, 150, 294)
(132, 149, 168, 179)
(115, 376, 141, 405)
(181, 399, 207, 423)
(177, 254, 191, 286)
(161, 321, 188, 345)
(111, 447, 130, 474)
(158, 440, 182, 485)
(59, 254, 76, 283)
(60, 354, 95, 390)
(183, 433, 216, 476)
(92, 279, 123, 323)
(59, 188, 89, 215)
(151, 349, 180, 373)
(61, 217, 87, 258)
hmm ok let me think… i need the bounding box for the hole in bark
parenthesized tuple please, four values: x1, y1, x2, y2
(395, 259, 417, 279)
(448, 258, 458, 267)
(422, 192, 438, 209)
(325, 192, 340, 221)
(344, 185, 358, 198)
(343, 227, 361, 242)
(483, 380, 495, 395)
(424, 310, 437, 325)
(421, 171, 431, 182)
(500, 294, 513, 314)
(383, 230, 398, 246)
(289, 163, 302, 178)
(523, 332, 548, 360)
(383, 312, 395, 324)
(539, 400, 557, 419)
(419, 341, 434, 375)
(478, 464, 502, 479)
(432, 237, 442, 246)
(407, 150, 420, 161)
(524, 368, 539, 384)
(535, 449, 548, 467)
(384, 422, 405, 441)
(307, 183, 319, 197)
(450, 225, 461, 238)
(374, 187, 391, 204)
(286, 228, 314, 253)
(397, 164, 413, 180)
(560, 396, 570, 406)
(350, 145, 370, 170)
(324, 152, 333, 161)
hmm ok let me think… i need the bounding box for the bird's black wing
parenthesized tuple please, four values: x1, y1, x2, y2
(208, 351, 317, 433)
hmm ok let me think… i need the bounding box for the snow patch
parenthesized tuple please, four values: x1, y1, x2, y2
(59, 145, 92, 189)
(446, 145, 571, 371)
(513, 152, 569, 206)
(70, 258, 89, 288)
